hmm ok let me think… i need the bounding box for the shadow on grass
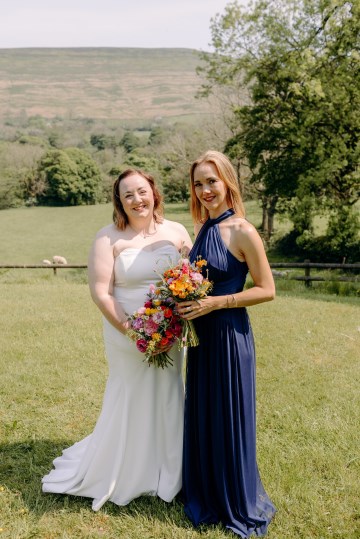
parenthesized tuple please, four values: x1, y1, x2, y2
(0, 439, 205, 532)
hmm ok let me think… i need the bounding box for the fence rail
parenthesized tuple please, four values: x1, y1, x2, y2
(0, 261, 359, 285)
(269, 260, 359, 287)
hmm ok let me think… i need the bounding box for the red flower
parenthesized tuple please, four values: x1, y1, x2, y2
(164, 308, 173, 318)
(160, 337, 169, 347)
(170, 322, 182, 337)
(144, 301, 152, 308)
(136, 339, 148, 353)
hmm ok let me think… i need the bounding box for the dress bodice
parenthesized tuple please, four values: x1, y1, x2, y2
(189, 209, 248, 296)
(113, 243, 180, 315)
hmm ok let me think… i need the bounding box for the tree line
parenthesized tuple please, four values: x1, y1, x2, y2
(0, 0, 358, 263)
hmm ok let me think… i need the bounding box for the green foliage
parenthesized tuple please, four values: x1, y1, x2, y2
(48, 130, 65, 148)
(163, 176, 190, 203)
(124, 152, 161, 179)
(90, 133, 119, 151)
(148, 126, 166, 146)
(0, 141, 45, 209)
(0, 172, 23, 209)
(38, 147, 103, 206)
(17, 134, 49, 147)
(199, 0, 360, 250)
(120, 131, 142, 153)
(274, 227, 360, 263)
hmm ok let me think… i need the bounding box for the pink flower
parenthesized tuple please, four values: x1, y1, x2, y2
(181, 262, 190, 274)
(149, 284, 156, 293)
(137, 307, 146, 315)
(190, 271, 203, 283)
(144, 318, 159, 336)
(153, 311, 165, 323)
(136, 339, 148, 353)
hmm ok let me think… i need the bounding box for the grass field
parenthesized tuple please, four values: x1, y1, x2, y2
(0, 201, 358, 299)
(0, 203, 359, 538)
(0, 200, 282, 266)
(0, 283, 359, 538)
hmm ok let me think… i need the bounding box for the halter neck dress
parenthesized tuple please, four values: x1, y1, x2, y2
(182, 209, 276, 537)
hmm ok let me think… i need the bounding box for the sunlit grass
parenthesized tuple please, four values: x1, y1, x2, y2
(0, 201, 265, 264)
(1, 283, 359, 538)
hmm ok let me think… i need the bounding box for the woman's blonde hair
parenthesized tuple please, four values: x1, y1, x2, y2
(190, 150, 245, 223)
(112, 168, 164, 230)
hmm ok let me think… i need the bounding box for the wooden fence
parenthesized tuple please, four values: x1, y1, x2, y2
(0, 261, 359, 286)
(269, 260, 359, 287)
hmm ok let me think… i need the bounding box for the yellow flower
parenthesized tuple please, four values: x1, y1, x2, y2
(152, 333, 162, 342)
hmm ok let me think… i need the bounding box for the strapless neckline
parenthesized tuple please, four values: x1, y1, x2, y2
(115, 244, 179, 258)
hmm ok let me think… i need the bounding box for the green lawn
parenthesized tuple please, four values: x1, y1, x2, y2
(0, 282, 359, 538)
(0, 202, 359, 537)
(0, 201, 266, 265)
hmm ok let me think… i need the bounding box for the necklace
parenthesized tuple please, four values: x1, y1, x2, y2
(128, 222, 157, 238)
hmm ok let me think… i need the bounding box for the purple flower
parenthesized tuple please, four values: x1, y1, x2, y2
(132, 317, 144, 330)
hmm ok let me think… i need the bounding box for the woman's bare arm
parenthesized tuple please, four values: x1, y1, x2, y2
(88, 228, 129, 334)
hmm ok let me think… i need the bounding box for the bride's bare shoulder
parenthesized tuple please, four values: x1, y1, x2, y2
(95, 223, 120, 239)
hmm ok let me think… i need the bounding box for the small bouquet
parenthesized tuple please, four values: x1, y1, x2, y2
(156, 256, 213, 348)
(127, 284, 183, 368)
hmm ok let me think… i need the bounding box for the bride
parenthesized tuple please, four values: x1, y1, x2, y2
(42, 168, 192, 511)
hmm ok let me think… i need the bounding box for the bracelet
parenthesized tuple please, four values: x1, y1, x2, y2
(226, 294, 237, 308)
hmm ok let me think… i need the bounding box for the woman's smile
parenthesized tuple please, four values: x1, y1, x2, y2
(193, 162, 229, 217)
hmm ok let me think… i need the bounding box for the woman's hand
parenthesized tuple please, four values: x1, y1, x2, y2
(176, 297, 216, 320)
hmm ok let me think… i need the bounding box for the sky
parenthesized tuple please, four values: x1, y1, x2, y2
(0, 0, 246, 51)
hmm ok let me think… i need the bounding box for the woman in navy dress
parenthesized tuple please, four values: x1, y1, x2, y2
(177, 151, 276, 537)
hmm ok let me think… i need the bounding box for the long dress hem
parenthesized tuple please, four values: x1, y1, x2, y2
(42, 245, 184, 511)
(182, 209, 276, 538)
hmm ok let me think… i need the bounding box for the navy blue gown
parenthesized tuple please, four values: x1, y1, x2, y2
(182, 209, 276, 537)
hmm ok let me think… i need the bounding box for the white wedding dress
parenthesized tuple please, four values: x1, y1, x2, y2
(42, 244, 184, 511)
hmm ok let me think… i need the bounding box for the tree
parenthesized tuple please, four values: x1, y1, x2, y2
(38, 148, 103, 206)
(198, 0, 360, 245)
(90, 133, 119, 151)
(120, 131, 142, 153)
(0, 141, 46, 208)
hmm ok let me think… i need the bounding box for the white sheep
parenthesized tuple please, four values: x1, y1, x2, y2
(52, 255, 68, 265)
(42, 259, 52, 265)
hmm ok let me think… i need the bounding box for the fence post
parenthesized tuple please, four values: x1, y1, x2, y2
(304, 259, 311, 287)
(53, 266, 57, 276)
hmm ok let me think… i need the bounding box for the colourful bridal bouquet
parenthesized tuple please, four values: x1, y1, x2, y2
(156, 256, 213, 348)
(127, 284, 183, 369)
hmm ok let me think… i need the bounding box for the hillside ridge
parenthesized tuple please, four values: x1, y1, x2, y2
(0, 47, 210, 121)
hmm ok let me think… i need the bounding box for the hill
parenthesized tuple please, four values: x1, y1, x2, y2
(0, 48, 211, 121)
